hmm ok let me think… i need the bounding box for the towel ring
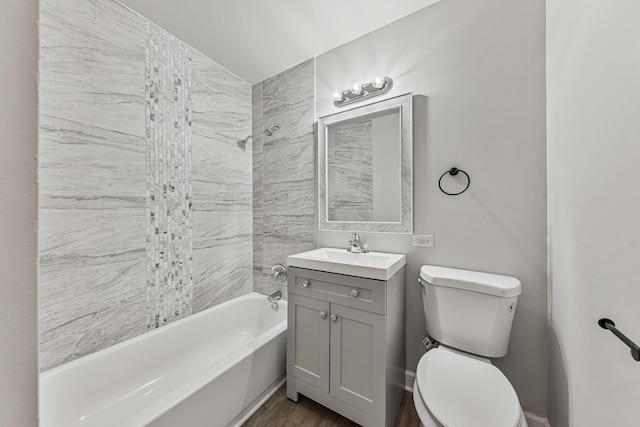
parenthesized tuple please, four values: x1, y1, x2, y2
(438, 167, 470, 196)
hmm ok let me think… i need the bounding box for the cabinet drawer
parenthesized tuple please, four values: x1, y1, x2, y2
(288, 267, 386, 314)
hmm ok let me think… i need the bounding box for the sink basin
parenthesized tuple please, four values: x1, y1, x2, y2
(287, 247, 406, 280)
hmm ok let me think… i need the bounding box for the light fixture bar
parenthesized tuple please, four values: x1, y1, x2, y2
(333, 77, 393, 108)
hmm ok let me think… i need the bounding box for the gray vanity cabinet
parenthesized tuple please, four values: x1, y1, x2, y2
(286, 266, 405, 427)
(287, 294, 330, 392)
(330, 303, 385, 417)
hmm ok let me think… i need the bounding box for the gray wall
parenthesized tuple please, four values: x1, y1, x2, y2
(372, 113, 401, 222)
(315, 0, 548, 416)
(39, 0, 252, 371)
(252, 60, 315, 298)
(548, 325, 569, 427)
(0, 0, 39, 425)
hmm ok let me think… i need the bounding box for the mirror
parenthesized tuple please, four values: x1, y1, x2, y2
(318, 93, 412, 233)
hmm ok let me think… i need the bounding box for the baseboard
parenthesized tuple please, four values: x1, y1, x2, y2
(405, 370, 415, 392)
(228, 376, 286, 427)
(524, 410, 551, 427)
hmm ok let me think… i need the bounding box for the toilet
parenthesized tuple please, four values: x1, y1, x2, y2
(413, 265, 528, 427)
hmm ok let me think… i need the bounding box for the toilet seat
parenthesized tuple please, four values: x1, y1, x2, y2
(415, 348, 522, 427)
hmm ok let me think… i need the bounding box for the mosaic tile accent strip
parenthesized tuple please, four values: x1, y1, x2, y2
(145, 23, 193, 330)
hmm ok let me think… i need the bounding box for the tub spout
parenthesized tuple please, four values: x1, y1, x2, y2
(268, 291, 282, 303)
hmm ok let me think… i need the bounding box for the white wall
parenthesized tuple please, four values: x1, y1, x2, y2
(547, 0, 640, 425)
(0, 0, 39, 425)
(316, 0, 548, 415)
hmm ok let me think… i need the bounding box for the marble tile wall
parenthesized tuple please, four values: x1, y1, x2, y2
(252, 85, 266, 293)
(327, 120, 374, 221)
(190, 49, 252, 313)
(39, 0, 148, 372)
(39, 0, 252, 371)
(252, 60, 316, 298)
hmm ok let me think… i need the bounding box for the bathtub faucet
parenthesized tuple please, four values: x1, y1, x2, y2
(268, 291, 282, 303)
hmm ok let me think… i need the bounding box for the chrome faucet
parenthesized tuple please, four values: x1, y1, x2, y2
(268, 290, 282, 312)
(347, 233, 369, 253)
(268, 290, 282, 303)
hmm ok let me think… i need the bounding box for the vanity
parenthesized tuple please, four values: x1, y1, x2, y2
(284, 92, 412, 425)
(286, 247, 406, 427)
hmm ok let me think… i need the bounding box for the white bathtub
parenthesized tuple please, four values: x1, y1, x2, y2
(40, 292, 287, 427)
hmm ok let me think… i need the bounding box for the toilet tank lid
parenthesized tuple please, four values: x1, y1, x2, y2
(420, 265, 521, 297)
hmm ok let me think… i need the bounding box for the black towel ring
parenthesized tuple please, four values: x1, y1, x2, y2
(438, 167, 470, 196)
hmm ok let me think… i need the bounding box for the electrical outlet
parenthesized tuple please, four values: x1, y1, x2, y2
(413, 234, 434, 248)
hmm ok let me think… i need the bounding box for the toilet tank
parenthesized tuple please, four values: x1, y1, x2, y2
(419, 265, 522, 358)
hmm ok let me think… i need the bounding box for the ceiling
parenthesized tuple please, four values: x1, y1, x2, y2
(120, 0, 440, 83)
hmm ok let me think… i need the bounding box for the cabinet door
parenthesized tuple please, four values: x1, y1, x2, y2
(330, 303, 385, 417)
(287, 294, 330, 392)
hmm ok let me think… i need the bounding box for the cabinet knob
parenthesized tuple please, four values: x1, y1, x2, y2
(330, 314, 338, 322)
(302, 280, 309, 288)
(320, 311, 327, 319)
(350, 289, 359, 297)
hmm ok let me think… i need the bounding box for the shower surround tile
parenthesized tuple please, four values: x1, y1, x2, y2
(38, 254, 147, 370)
(253, 59, 316, 298)
(39, 0, 252, 371)
(252, 84, 268, 292)
(39, 0, 147, 371)
(191, 50, 253, 312)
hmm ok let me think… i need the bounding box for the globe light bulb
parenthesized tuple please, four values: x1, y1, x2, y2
(333, 91, 343, 102)
(372, 76, 385, 89)
(350, 83, 362, 95)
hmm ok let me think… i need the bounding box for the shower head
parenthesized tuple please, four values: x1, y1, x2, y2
(264, 124, 280, 136)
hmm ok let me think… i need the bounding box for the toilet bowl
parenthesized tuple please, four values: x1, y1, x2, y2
(414, 265, 528, 427)
(412, 347, 528, 427)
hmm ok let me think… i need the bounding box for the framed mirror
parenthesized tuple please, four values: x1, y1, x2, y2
(318, 93, 412, 233)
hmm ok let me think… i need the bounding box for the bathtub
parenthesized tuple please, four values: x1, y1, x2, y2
(40, 292, 287, 427)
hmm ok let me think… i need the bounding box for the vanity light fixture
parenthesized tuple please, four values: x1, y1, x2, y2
(333, 76, 393, 107)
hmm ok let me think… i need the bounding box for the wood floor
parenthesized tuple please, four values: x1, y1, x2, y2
(243, 384, 420, 427)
